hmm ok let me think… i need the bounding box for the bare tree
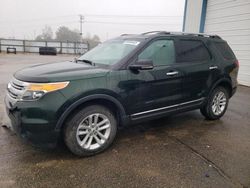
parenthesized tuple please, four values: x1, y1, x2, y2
(35, 25, 53, 41)
(55, 27, 101, 49)
(84, 33, 101, 49)
(55, 26, 81, 42)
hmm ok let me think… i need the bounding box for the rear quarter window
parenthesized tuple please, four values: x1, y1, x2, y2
(176, 40, 211, 63)
(213, 42, 235, 60)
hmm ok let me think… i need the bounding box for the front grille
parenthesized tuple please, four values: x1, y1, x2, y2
(12, 82, 24, 90)
(7, 78, 28, 100)
(8, 89, 18, 99)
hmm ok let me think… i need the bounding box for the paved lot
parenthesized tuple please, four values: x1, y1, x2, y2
(0, 54, 249, 188)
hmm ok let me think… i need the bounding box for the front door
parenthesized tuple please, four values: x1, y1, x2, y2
(126, 38, 183, 117)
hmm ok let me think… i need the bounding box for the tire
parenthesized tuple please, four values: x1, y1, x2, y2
(200, 86, 229, 120)
(64, 105, 117, 157)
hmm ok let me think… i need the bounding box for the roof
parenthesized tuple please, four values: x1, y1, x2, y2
(119, 31, 221, 40)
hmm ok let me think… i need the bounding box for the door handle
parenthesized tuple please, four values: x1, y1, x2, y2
(209, 66, 218, 70)
(166, 71, 179, 76)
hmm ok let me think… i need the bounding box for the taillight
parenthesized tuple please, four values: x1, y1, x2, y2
(234, 60, 239, 67)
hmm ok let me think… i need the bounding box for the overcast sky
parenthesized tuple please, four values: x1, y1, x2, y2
(0, 0, 185, 41)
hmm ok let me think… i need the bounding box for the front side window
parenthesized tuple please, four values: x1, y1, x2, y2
(138, 40, 175, 66)
(176, 40, 211, 63)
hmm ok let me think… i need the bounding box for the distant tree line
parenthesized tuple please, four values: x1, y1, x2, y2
(35, 25, 100, 49)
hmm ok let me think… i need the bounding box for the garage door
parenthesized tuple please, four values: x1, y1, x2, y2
(204, 0, 250, 86)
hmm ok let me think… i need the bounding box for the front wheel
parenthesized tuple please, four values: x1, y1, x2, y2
(64, 105, 117, 157)
(200, 87, 229, 120)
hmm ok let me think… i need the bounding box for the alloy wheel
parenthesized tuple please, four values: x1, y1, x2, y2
(212, 91, 227, 116)
(76, 113, 111, 150)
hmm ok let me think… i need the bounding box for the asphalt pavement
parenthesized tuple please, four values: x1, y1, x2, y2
(0, 53, 249, 188)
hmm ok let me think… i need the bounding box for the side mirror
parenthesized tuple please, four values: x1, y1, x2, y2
(129, 59, 154, 70)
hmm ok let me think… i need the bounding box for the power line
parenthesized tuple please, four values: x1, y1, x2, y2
(0, 20, 181, 29)
(84, 20, 181, 26)
(0, 14, 182, 24)
(0, 15, 76, 24)
(84, 14, 182, 18)
(0, 21, 78, 29)
(0, 23, 181, 31)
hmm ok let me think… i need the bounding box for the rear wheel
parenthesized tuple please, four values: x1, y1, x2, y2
(64, 105, 117, 156)
(200, 86, 229, 120)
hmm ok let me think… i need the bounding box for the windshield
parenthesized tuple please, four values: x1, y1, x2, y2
(78, 39, 141, 66)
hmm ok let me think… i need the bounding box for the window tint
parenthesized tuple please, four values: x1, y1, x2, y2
(138, 40, 175, 66)
(213, 42, 235, 60)
(176, 40, 210, 63)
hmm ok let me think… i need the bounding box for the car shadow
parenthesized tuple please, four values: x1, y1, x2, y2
(2, 110, 222, 164)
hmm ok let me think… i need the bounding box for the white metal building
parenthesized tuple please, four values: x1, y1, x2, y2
(183, 0, 250, 86)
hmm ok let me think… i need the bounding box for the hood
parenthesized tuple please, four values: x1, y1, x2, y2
(14, 61, 109, 82)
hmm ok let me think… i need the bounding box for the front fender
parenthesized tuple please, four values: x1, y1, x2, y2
(55, 93, 127, 130)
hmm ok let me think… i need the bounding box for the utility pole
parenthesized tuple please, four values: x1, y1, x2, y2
(79, 15, 84, 37)
(79, 14, 84, 54)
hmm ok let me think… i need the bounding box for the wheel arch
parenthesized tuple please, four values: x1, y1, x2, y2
(210, 77, 233, 98)
(55, 94, 128, 131)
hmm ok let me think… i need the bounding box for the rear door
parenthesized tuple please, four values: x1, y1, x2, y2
(174, 38, 214, 102)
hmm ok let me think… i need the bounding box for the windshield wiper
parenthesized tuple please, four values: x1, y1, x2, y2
(75, 58, 95, 66)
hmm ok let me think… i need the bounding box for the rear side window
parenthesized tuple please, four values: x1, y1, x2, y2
(213, 42, 235, 60)
(176, 40, 211, 63)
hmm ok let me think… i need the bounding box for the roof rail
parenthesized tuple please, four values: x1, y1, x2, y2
(170, 32, 221, 39)
(140, 31, 221, 39)
(120, 34, 132, 36)
(141, 31, 170, 35)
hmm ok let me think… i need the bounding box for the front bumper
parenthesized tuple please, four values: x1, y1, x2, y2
(4, 92, 65, 148)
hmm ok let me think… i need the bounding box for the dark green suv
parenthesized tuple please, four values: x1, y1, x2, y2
(5, 31, 239, 156)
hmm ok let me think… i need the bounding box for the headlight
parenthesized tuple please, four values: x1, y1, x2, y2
(22, 81, 69, 101)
